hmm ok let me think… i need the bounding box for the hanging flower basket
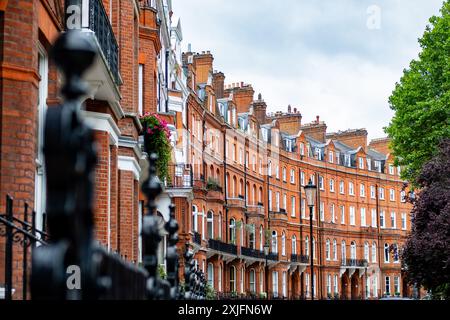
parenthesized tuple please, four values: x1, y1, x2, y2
(140, 112, 172, 182)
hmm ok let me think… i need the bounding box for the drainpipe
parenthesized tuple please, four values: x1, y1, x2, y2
(165, 49, 169, 113)
(316, 172, 323, 300)
(299, 169, 304, 298)
(376, 183, 383, 298)
(223, 129, 228, 243)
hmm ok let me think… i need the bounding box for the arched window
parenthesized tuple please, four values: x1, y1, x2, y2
(239, 179, 244, 196)
(229, 266, 236, 292)
(305, 236, 309, 257)
(218, 212, 222, 239)
(333, 239, 337, 261)
(326, 239, 331, 260)
(226, 173, 230, 197)
(207, 263, 214, 288)
(364, 242, 369, 261)
(268, 160, 272, 176)
(240, 219, 244, 246)
(249, 269, 256, 293)
(384, 243, 390, 262)
(252, 185, 256, 205)
(240, 266, 245, 293)
(210, 165, 214, 179)
(229, 218, 236, 244)
(312, 237, 316, 259)
(341, 240, 346, 261)
(272, 231, 278, 253)
(192, 205, 198, 232)
(350, 241, 357, 260)
(259, 225, 263, 251)
(207, 210, 214, 239)
(281, 232, 286, 256)
(216, 168, 220, 181)
(372, 242, 377, 263)
(232, 176, 237, 197)
(282, 167, 287, 181)
(292, 235, 297, 255)
(218, 264, 222, 291)
(258, 187, 263, 203)
(393, 243, 399, 263)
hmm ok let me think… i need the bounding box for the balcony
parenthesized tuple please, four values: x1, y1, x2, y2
(246, 205, 265, 217)
(269, 210, 288, 221)
(291, 254, 309, 264)
(341, 259, 368, 267)
(193, 232, 202, 245)
(267, 252, 279, 261)
(227, 197, 246, 209)
(241, 247, 265, 260)
(165, 164, 192, 188)
(70, 0, 122, 112)
(193, 174, 205, 190)
(207, 239, 237, 262)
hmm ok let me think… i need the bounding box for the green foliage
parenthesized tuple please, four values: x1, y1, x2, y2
(158, 264, 167, 280)
(140, 113, 172, 182)
(205, 284, 217, 300)
(206, 177, 221, 191)
(385, 0, 450, 186)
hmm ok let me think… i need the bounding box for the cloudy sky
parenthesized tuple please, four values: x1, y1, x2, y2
(172, 0, 444, 140)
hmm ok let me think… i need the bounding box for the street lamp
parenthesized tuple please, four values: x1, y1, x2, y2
(304, 179, 317, 300)
(264, 243, 270, 299)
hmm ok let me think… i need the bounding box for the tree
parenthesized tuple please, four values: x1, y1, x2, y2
(385, 1, 450, 185)
(401, 139, 450, 299)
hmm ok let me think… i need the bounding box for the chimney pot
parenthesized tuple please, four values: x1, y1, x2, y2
(316, 115, 320, 122)
(294, 108, 297, 113)
(288, 105, 292, 113)
(241, 81, 244, 87)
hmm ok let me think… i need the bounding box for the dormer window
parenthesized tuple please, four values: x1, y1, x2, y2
(359, 157, 364, 169)
(329, 151, 334, 163)
(285, 139, 293, 152)
(367, 158, 372, 171)
(261, 128, 268, 142)
(336, 152, 340, 165)
(374, 161, 382, 173)
(315, 148, 322, 161)
(300, 143, 305, 156)
(344, 154, 351, 167)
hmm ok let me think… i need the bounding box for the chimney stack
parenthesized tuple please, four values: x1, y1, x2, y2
(316, 115, 320, 122)
(288, 105, 292, 113)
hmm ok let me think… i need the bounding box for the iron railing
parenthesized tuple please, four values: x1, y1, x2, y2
(193, 232, 202, 245)
(266, 252, 279, 261)
(88, 0, 120, 84)
(208, 239, 237, 255)
(291, 254, 309, 263)
(341, 258, 368, 267)
(165, 164, 193, 188)
(241, 247, 265, 259)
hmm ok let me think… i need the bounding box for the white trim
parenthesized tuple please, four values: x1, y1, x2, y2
(118, 155, 141, 180)
(82, 111, 120, 146)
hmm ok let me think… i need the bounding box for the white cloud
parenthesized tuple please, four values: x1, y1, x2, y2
(172, 0, 444, 140)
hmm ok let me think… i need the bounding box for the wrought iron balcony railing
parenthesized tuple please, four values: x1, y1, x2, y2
(87, 0, 120, 85)
(241, 247, 265, 259)
(266, 252, 279, 261)
(208, 239, 237, 255)
(291, 254, 309, 263)
(165, 164, 193, 188)
(341, 258, 368, 267)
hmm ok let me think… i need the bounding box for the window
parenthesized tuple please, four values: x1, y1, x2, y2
(349, 206, 356, 225)
(401, 190, 406, 203)
(291, 196, 296, 217)
(379, 187, 385, 200)
(249, 269, 256, 293)
(401, 213, 407, 230)
(276, 192, 280, 211)
(192, 205, 198, 232)
(259, 225, 263, 251)
(336, 152, 340, 164)
(389, 165, 395, 175)
(361, 207, 366, 227)
(232, 143, 236, 161)
(313, 274, 317, 297)
(380, 211, 386, 228)
(283, 193, 287, 211)
(268, 160, 272, 176)
(249, 225, 255, 249)
(394, 276, 400, 295)
(345, 154, 351, 166)
(305, 236, 309, 257)
(334, 275, 338, 294)
(229, 218, 236, 244)
(259, 159, 263, 174)
(350, 241, 357, 259)
(218, 212, 222, 239)
(320, 202, 325, 221)
(371, 209, 377, 227)
(385, 276, 391, 296)
(285, 139, 293, 152)
(138, 64, 144, 116)
(391, 212, 397, 229)
(305, 273, 310, 297)
(312, 237, 316, 259)
(340, 206, 345, 224)
(208, 263, 214, 288)
(207, 211, 214, 239)
(281, 232, 286, 256)
(272, 231, 278, 253)
(349, 182, 354, 195)
(359, 157, 364, 169)
(364, 242, 369, 261)
(330, 179, 335, 192)
(252, 155, 256, 171)
(333, 239, 337, 260)
(319, 176, 324, 190)
(272, 271, 279, 298)
(375, 161, 382, 173)
(367, 158, 372, 171)
(315, 147, 322, 160)
(230, 266, 236, 292)
(384, 243, 390, 262)
(370, 185, 376, 199)
(276, 165, 280, 179)
(268, 189, 273, 211)
(326, 239, 331, 260)
(282, 167, 287, 181)
(329, 151, 334, 163)
(292, 235, 297, 255)
(301, 171, 305, 186)
(290, 169, 295, 183)
(310, 174, 315, 185)
(366, 277, 370, 298)
(240, 267, 244, 293)
(390, 189, 395, 201)
(301, 199, 306, 219)
(330, 204, 336, 223)
(218, 264, 222, 291)
(341, 241, 346, 261)
(393, 243, 399, 263)
(340, 181, 345, 194)
(259, 269, 263, 292)
(360, 184, 365, 197)
(327, 274, 332, 295)
(300, 143, 305, 156)
(372, 242, 377, 263)
(282, 271, 287, 297)
(373, 276, 378, 298)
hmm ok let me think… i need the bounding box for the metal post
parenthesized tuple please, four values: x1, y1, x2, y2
(22, 203, 29, 300)
(309, 205, 314, 301)
(265, 256, 269, 299)
(5, 195, 13, 300)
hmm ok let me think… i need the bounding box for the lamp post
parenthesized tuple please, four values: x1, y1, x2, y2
(304, 179, 317, 301)
(264, 243, 270, 299)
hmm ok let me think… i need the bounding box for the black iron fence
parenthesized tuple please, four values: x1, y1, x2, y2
(241, 247, 265, 259)
(208, 239, 237, 255)
(266, 252, 279, 261)
(341, 258, 368, 267)
(291, 254, 309, 263)
(0, 195, 50, 300)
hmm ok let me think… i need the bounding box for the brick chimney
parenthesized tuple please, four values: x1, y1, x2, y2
(300, 117, 327, 142)
(213, 71, 225, 99)
(194, 51, 214, 84)
(224, 83, 255, 113)
(326, 129, 368, 149)
(252, 93, 267, 124)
